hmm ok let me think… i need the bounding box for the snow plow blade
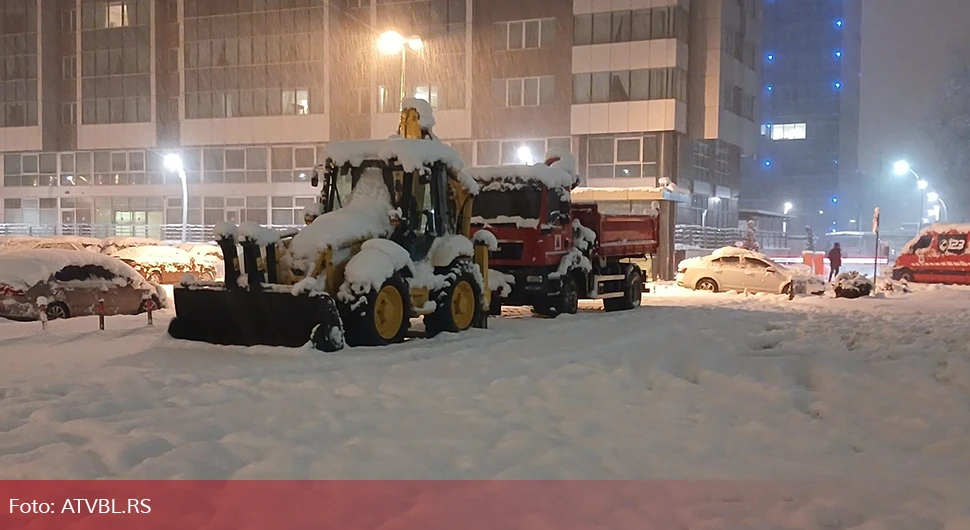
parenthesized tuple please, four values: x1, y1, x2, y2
(167, 286, 344, 352)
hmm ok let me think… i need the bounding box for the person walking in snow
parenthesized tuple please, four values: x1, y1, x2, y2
(827, 242, 843, 282)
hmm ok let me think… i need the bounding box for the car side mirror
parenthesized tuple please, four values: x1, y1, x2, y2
(766, 267, 776, 273)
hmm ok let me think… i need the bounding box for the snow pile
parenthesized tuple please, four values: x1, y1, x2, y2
(463, 164, 579, 192)
(288, 171, 396, 271)
(337, 240, 414, 306)
(291, 275, 327, 296)
(302, 202, 326, 220)
(320, 138, 466, 180)
(402, 97, 435, 130)
(0, 250, 152, 292)
(471, 216, 539, 229)
(472, 230, 498, 251)
(572, 219, 597, 251)
(213, 222, 238, 240)
(430, 235, 474, 268)
(489, 269, 515, 297)
(834, 271, 874, 298)
(543, 147, 579, 179)
(550, 248, 592, 280)
(237, 222, 281, 246)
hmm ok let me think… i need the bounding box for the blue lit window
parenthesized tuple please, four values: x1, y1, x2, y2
(834, 81, 842, 89)
(835, 19, 843, 27)
(767, 53, 774, 61)
(766, 85, 773, 92)
(831, 197, 839, 204)
(764, 160, 772, 168)
(834, 50, 843, 58)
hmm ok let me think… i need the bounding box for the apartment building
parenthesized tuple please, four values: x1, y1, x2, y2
(0, 0, 760, 248)
(743, 0, 862, 234)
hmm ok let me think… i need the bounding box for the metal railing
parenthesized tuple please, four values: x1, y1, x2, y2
(675, 225, 792, 251)
(0, 223, 303, 244)
(2, 222, 792, 251)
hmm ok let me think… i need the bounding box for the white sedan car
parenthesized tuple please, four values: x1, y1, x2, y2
(677, 247, 825, 295)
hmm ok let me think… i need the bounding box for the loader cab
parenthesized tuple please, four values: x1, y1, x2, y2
(321, 157, 462, 262)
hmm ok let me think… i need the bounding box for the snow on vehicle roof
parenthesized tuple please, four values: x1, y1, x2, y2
(710, 246, 778, 262)
(462, 163, 580, 191)
(402, 98, 435, 130)
(321, 137, 465, 176)
(0, 249, 149, 291)
(901, 223, 970, 253)
(112, 245, 193, 265)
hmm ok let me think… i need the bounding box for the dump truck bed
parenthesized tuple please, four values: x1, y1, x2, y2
(571, 203, 659, 259)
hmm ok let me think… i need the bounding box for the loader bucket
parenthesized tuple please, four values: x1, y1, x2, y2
(167, 285, 344, 351)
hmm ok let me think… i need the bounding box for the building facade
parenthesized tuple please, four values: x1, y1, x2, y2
(0, 0, 759, 241)
(745, 0, 862, 235)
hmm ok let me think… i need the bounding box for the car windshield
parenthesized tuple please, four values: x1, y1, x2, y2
(473, 190, 541, 221)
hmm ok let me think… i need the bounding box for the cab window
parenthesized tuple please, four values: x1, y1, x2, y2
(547, 188, 570, 225)
(911, 235, 933, 251)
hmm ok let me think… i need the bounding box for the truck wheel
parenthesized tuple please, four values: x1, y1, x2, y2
(426, 269, 483, 338)
(896, 269, 914, 282)
(557, 276, 580, 315)
(604, 265, 642, 312)
(346, 274, 411, 347)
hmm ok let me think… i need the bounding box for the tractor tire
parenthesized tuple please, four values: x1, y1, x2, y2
(344, 273, 411, 347)
(426, 268, 484, 338)
(604, 265, 642, 312)
(311, 322, 345, 353)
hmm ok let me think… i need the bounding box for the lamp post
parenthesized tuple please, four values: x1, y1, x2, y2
(164, 153, 188, 243)
(893, 160, 930, 232)
(782, 202, 793, 233)
(377, 30, 423, 108)
(927, 191, 948, 222)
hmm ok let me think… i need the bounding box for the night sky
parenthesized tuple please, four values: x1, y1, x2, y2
(859, 0, 970, 222)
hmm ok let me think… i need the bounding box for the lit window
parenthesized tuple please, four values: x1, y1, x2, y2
(283, 89, 310, 115)
(770, 123, 806, 141)
(106, 2, 128, 28)
(413, 85, 440, 109)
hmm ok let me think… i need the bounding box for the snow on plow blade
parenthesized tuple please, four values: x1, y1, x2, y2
(167, 286, 344, 351)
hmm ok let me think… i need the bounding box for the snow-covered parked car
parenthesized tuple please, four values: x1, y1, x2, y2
(0, 250, 166, 321)
(0, 236, 103, 254)
(112, 245, 217, 284)
(178, 243, 225, 280)
(677, 247, 825, 295)
(99, 236, 168, 256)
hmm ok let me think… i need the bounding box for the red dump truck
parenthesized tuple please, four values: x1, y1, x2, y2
(466, 160, 659, 317)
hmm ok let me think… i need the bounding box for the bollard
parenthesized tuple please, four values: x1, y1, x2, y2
(145, 297, 155, 326)
(98, 298, 105, 331)
(37, 296, 48, 330)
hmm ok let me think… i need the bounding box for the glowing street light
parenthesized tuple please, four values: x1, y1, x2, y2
(517, 146, 534, 165)
(377, 31, 424, 107)
(927, 192, 948, 221)
(917, 179, 928, 190)
(164, 153, 189, 243)
(783, 202, 793, 215)
(892, 160, 930, 232)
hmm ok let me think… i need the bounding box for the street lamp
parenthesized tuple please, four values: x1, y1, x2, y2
(783, 202, 793, 215)
(517, 146, 534, 165)
(927, 191, 948, 221)
(164, 153, 189, 243)
(893, 160, 929, 232)
(377, 30, 423, 108)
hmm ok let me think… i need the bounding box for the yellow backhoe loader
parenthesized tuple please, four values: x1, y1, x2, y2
(167, 101, 490, 352)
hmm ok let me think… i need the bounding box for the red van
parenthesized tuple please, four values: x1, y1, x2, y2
(892, 225, 970, 284)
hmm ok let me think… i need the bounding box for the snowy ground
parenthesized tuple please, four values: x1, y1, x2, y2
(2, 284, 970, 528)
